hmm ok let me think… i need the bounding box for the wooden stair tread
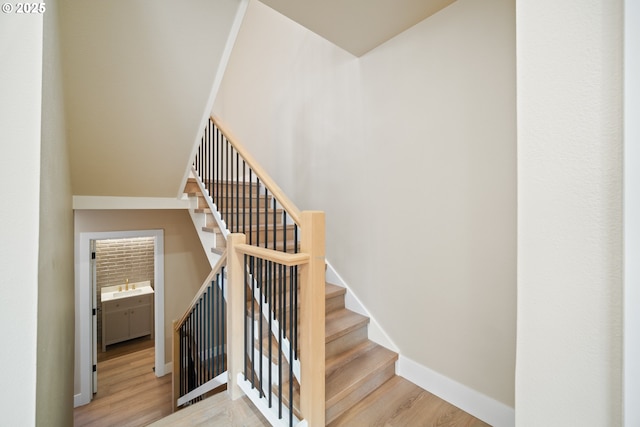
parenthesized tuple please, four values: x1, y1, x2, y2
(328, 375, 491, 427)
(325, 339, 378, 376)
(325, 283, 345, 299)
(325, 343, 397, 408)
(325, 309, 369, 344)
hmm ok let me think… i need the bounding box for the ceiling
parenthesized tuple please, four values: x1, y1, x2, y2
(258, 0, 457, 56)
(63, 0, 243, 198)
(62, 0, 457, 198)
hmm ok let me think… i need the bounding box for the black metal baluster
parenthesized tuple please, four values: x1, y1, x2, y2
(185, 316, 190, 394)
(289, 265, 295, 427)
(192, 307, 196, 391)
(283, 212, 287, 254)
(198, 127, 202, 180)
(200, 298, 204, 387)
(224, 137, 233, 230)
(218, 274, 222, 376)
(186, 317, 190, 394)
(215, 127, 219, 208)
(294, 264, 298, 361)
(267, 258, 273, 407)
(252, 256, 258, 390)
(204, 293, 209, 385)
(236, 151, 240, 233)
(211, 121, 215, 197)
(208, 279, 212, 379)
(259, 260, 264, 399)
(206, 126, 209, 196)
(214, 276, 218, 377)
(242, 161, 247, 236)
(201, 295, 205, 387)
(208, 287, 212, 381)
(244, 255, 248, 381)
(204, 125, 208, 197)
(248, 170, 253, 245)
(278, 262, 283, 419)
(273, 196, 277, 251)
(196, 302, 200, 387)
(217, 277, 220, 376)
(209, 121, 214, 197)
(256, 178, 261, 248)
(221, 267, 226, 375)
(264, 188, 268, 249)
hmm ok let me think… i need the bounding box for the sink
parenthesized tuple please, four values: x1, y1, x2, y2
(111, 288, 143, 299)
(101, 281, 154, 302)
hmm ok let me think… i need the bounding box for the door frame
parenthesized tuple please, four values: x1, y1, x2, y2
(90, 239, 97, 394)
(74, 229, 165, 407)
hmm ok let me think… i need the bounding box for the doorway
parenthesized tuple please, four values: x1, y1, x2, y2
(75, 229, 165, 407)
(92, 236, 156, 370)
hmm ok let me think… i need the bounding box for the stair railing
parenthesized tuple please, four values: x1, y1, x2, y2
(185, 117, 326, 426)
(194, 116, 300, 254)
(172, 254, 228, 410)
(227, 211, 325, 427)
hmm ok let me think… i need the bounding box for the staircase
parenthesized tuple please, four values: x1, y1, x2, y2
(173, 116, 491, 427)
(184, 176, 400, 425)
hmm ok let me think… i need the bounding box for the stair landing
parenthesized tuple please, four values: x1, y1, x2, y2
(328, 375, 491, 427)
(150, 392, 269, 427)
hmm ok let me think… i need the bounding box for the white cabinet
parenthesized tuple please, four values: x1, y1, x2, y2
(102, 294, 153, 351)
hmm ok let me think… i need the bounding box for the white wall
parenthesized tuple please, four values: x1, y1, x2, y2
(0, 10, 43, 426)
(624, 1, 640, 425)
(215, 0, 516, 408)
(36, 0, 76, 423)
(516, 0, 623, 425)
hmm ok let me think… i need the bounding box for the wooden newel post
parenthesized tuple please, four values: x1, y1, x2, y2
(300, 211, 326, 426)
(227, 233, 246, 400)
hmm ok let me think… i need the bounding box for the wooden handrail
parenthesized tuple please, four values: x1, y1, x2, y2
(174, 252, 227, 329)
(234, 242, 309, 267)
(211, 115, 302, 225)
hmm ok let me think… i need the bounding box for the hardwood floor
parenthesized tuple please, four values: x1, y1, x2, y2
(74, 346, 172, 426)
(329, 375, 491, 427)
(149, 393, 269, 427)
(79, 323, 489, 426)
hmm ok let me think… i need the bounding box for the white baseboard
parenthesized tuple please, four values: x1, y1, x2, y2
(162, 362, 172, 376)
(74, 393, 88, 408)
(397, 355, 515, 427)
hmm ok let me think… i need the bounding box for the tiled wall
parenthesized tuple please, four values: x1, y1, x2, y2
(96, 237, 155, 347)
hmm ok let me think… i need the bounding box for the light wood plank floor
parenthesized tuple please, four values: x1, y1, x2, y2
(329, 375, 491, 427)
(74, 346, 172, 426)
(149, 393, 269, 427)
(77, 342, 490, 426)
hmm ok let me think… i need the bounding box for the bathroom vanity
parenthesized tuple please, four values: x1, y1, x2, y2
(101, 281, 154, 351)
